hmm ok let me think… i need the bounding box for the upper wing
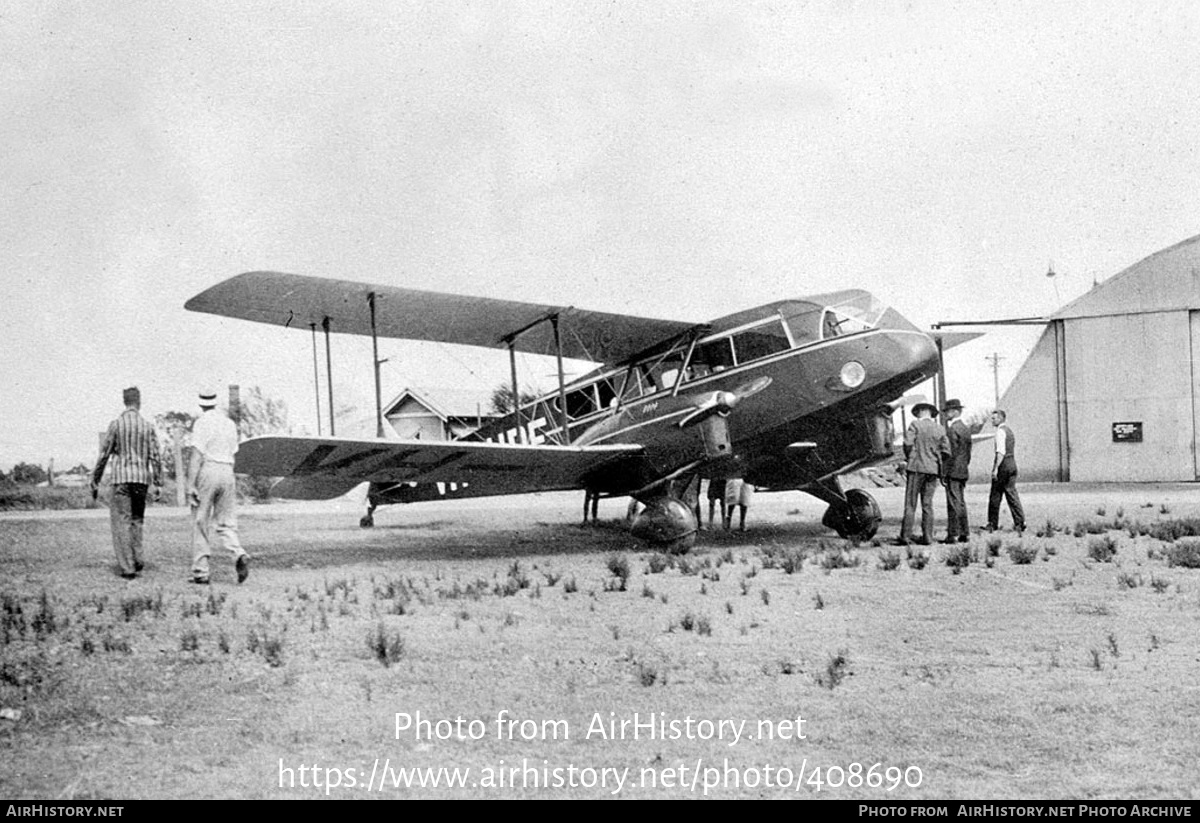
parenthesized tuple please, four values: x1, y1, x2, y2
(185, 271, 696, 365)
(236, 435, 643, 499)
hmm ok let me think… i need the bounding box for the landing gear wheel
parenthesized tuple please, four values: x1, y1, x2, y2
(630, 497, 698, 554)
(822, 488, 881, 540)
(359, 513, 375, 529)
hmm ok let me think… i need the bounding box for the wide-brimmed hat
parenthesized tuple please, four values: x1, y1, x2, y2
(912, 402, 939, 417)
(198, 389, 218, 408)
(941, 398, 963, 412)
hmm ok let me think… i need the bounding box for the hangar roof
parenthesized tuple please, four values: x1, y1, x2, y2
(1053, 233, 1200, 320)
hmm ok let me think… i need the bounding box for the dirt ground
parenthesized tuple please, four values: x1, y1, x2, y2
(1, 482, 1199, 799)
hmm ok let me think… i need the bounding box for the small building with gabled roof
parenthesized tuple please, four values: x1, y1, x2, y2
(979, 233, 1200, 482)
(383, 388, 498, 441)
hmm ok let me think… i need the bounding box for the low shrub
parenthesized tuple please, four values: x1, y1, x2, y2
(1006, 541, 1038, 565)
(1165, 538, 1200, 568)
(1147, 518, 1200, 543)
(944, 544, 971, 572)
(877, 551, 902, 571)
(1087, 535, 1119, 563)
(815, 650, 850, 690)
(368, 622, 404, 667)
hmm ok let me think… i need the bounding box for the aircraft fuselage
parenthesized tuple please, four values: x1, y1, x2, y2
(370, 290, 939, 507)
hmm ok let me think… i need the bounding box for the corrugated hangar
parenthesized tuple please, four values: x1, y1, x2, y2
(985, 233, 1200, 482)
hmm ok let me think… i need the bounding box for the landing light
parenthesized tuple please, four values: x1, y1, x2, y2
(840, 361, 866, 389)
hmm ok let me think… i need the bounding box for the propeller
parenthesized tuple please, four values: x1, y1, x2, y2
(677, 376, 773, 429)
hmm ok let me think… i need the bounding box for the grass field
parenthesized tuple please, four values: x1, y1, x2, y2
(1, 483, 1199, 799)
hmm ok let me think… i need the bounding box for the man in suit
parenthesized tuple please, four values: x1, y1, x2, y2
(987, 409, 1026, 533)
(894, 402, 951, 546)
(940, 398, 988, 543)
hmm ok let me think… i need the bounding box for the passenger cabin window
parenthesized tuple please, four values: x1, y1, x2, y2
(652, 353, 687, 392)
(678, 318, 790, 385)
(565, 386, 598, 419)
(695, 338, 735, 373)
(731, 319, 790, 363)
(620, 366, 654, 401)
(596, 379, 617, 409)
(546, 373, 623, 422)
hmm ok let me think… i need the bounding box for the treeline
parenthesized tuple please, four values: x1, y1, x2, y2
(1, 386, 292, 510)
(0, 462, 65, 487)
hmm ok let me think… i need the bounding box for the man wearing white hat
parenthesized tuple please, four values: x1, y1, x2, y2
(186, 389, 250, 584)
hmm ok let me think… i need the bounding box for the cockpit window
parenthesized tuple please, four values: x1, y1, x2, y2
(821, 294, 887, 337)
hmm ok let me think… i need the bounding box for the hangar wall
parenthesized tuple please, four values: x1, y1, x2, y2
(968, 324, 1062, 484)
(965, 234, 1200, 485)
(1064, 312, 1195, 482)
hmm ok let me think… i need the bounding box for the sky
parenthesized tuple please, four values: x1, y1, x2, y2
(4, 1, 1200, 471)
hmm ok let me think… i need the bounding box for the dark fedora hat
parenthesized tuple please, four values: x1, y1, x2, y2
(912, 402, 939, 417)
(941, 398, 963, 412)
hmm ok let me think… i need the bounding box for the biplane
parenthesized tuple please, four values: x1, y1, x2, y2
(185, 271, 956, 550)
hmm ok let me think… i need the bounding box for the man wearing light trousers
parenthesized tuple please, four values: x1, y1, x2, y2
(187, 390, 250, 584)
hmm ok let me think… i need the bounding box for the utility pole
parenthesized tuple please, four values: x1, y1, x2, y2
(173, 425, 186, 506)
(985, 352, 1005, 407)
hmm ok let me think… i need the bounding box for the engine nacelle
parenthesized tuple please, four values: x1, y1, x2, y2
(630, 497, 697, 553)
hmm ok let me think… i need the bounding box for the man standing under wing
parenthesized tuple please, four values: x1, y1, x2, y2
(91, 386, 163, 580)
(188, 389, 250, 584)
(940, 399, 988, 543)
(986, 409, 1026, 533)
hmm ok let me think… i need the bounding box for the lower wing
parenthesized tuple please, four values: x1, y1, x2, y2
(235, 436, 644, 500)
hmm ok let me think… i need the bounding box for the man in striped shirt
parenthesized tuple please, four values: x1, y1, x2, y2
(91, 386, 163, 579)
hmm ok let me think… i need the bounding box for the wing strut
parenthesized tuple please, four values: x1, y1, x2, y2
(323, 316, 335, 436)
(498, 308, 575, 446)
(508, 341, 522, 444)
(551, 314, 570, 444)
(369, 292, 385, 438)
(310, 323, 322, 436)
